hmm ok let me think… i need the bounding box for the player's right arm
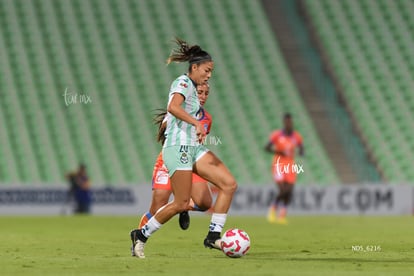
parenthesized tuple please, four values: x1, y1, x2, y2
(264, 143, 286, 156)
(264, 130, 285, 156)
(167, 94, 201, 127)
(168, 93, 205, 143)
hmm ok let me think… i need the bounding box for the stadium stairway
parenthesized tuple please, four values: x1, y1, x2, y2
(262, 0, 381, 183)
(303, 0, 414, 183)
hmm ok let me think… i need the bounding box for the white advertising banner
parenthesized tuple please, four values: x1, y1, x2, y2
(0, 184, 412, 215)
(231, 185, 413, 215)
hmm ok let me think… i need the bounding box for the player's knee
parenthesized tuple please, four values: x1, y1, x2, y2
(197, 198, 213, 211)
(176, 205, 188, 213)
(172, 200, 190, 213)
(223, 177, 237, 195)
(197, 205, 210, 212)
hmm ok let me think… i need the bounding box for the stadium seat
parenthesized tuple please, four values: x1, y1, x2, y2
(305, 0, 414, 183)
(0, 0, 339, 185)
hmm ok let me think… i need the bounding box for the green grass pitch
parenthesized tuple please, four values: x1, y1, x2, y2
(1, 215, 413, 275)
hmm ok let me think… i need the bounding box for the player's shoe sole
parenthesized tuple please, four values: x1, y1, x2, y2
(179, 211, 190, 230)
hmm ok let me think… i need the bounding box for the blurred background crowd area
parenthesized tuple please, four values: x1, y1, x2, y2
(0, 0, 413, 186)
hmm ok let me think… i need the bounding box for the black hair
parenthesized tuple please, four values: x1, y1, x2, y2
(153, 109, 168, 145)
(166, 37, 212, 72)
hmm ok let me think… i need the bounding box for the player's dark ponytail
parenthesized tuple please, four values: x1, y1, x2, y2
(153, 109, 168, 145)
(166, 37, 212, 71)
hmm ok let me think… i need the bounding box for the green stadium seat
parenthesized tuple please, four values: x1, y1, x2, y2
(0, 0, 340, 185)
(305, 0, 414, 183)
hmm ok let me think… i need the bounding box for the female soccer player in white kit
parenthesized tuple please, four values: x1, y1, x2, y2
(130, 38, 237, 258)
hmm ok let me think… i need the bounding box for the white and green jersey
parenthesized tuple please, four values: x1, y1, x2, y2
(163, 74, 201, 147)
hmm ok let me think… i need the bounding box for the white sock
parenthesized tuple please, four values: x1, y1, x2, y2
(141, 216, 162, 238)
(209, 213, 227, 233)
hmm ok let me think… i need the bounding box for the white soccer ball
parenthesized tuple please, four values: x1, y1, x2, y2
(221, 228, 251, 258)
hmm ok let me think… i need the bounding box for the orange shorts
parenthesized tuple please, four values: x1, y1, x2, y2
(192, 173, 207, 183)
(152, 168, 208, 191)
(152, 167, 171, 191)
(272, 158, 296, 184)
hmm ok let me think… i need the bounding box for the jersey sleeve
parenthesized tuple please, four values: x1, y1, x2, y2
(268, 130, 280, 144)
(170, 76, 191, 99)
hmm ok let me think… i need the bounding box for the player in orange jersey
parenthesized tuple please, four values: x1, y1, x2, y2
(265, 113, 304, 224)
(136, 83, 213, 236)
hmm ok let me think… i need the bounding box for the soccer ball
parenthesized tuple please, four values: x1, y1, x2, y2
(221, 228, 251, 258)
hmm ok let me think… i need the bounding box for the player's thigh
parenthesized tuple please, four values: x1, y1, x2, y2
(163, 145, 196, 205)
(152, 164, 171, 191)
(283, 184, 294, 203)
(280, 182, 294, 196)
(193, 151, 236, 191)
(170, 170, 193, 205)
(279, 182, 289, 193)
(191, 182, 212, 209)
(285, 172, 297, 185)
(285, 183, 294, 195)
(272, 164, 284, 183)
